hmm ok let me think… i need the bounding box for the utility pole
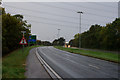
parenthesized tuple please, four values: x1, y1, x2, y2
(77, 11, 83, 49)
(57, 29, 61, 39)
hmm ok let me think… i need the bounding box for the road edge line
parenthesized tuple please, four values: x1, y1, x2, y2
(35, 48, 63, 80)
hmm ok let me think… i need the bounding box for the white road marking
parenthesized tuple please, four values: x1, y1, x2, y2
(88, 64, 100, 69)
(36, 48, 63, 80)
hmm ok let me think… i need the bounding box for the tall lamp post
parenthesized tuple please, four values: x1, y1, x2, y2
(77, 11, 83, 49)
(57, 29, 61, 39)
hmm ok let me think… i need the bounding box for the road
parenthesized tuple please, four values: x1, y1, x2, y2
(25, 48, 51, 79)
(37, 46, 119, 78)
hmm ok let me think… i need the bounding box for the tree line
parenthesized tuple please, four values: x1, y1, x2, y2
(2, 8, 31, 56)
(69, 18, 120, 51)
(37, 37, 65, 46)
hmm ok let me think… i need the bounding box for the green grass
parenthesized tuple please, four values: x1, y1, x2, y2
(2, 45, 40, 78)
(54, 46, 119, 63)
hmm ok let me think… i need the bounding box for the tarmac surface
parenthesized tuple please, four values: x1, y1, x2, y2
(25, 46, 119, 79)
(37, 46, 119, 78)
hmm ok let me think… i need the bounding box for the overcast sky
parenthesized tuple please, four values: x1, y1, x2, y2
(3, 0, 120, 2)
(2, 1, 118, 42)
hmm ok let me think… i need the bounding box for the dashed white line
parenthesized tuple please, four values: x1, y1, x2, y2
(88, 64, 100, 69)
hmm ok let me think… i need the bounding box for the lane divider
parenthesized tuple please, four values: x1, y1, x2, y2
(36, 48, 63, 80)
(88, 64, 100, 69)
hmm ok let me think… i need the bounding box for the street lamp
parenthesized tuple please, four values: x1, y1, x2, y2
(57, 29, 61, 39)
(77, 11, 83, 48)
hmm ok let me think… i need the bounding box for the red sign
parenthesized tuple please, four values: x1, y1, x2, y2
(19, 36, 28, 45)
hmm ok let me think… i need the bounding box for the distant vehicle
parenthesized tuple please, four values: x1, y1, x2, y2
(65, 42, 70, 48)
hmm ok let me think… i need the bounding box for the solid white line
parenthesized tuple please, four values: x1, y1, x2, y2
(36, 48, 63, 80)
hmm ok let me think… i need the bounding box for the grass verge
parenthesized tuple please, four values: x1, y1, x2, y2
(54, 46, 119, 63)
(2, 45, 40, 78)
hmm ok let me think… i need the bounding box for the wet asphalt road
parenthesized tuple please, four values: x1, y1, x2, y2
(37, 46, 119, 78)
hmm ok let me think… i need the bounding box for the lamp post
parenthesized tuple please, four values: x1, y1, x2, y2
(77, 11, 83, 49)
(57, 29, 61, 39)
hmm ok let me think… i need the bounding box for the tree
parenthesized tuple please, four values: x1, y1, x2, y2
(41, 41, 52, 46)
(2, 8, 31, 55)
(58, 37, 65, 46)
(69, 18, 120, 51)
(52, 37, 65, 46)
(37, 40, 41, 45)
(52, 39, 58, 46)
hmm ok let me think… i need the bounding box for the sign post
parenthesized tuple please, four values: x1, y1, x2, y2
(19, 31, 27, 53)
(19, 36, 28, 53)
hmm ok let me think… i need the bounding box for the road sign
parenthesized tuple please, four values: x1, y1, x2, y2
(28, 35, 36, 44)
(19, 36, 28, 45)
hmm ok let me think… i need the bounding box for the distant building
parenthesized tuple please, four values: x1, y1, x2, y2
(118, 1, 120, 18)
